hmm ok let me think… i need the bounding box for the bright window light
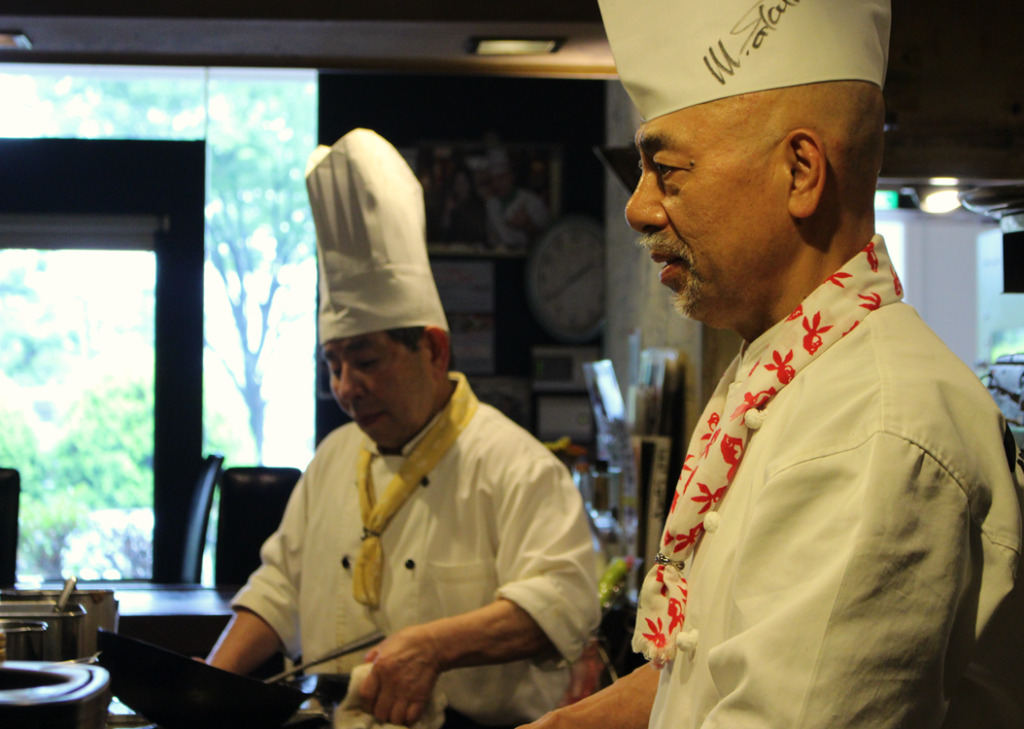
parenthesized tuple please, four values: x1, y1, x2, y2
(920, 189, 962, 214)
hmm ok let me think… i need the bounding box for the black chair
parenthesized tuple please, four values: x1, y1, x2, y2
(0, 469, 19, 587)
(179, 454, 225, 584)
(215, 467, 301, 586)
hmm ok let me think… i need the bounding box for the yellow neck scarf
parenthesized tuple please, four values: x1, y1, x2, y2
(353, 372, 478, 608)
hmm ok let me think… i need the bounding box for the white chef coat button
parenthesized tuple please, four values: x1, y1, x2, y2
(421, 476, 430, 487)
(405, 559, 416, 569)
(675, 628, 699, 660)
(744, 407, 765, 430)
(341, 555, 351, 569)
(703, 512, 720, 533)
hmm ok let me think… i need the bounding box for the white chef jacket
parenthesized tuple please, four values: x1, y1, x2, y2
(649, 302, 1022, 729)
(233, 400, 600, 726)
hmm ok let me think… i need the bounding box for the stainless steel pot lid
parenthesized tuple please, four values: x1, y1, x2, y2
(0, 662, 110, 705)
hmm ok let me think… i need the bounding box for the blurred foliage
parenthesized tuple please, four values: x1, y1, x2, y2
(52, 376, 154, 510)
(17, 488, 89, 580)
(0, 255, 72, 388)
(204, 78, 317, 462)
(0, 71, 206, 140)
(0, 69, 317, 464)
(0, 69, 317, 579)
(63, 511, 154, 580)
(0, 407, 47, 496)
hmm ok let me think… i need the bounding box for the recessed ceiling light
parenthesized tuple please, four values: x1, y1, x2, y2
(0, 31, 32, 50)
(928, 177, 959, 186)
(920, 189, 962, 214)
(467, 38, 564, 56)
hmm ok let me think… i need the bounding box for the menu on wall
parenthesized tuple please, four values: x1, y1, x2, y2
(431, 260, 495, 375)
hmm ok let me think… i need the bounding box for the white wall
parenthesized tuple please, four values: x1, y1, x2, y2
(877, 210, 998, 371)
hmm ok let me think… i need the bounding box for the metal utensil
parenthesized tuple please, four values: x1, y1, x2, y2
(59, 651, 101, 664)
(265, 631, 385, 684)
(54, 577, 77, 612)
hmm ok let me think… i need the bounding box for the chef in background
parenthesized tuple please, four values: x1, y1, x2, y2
(207, 128, 599, 729)
(522, 1, 1024, 728)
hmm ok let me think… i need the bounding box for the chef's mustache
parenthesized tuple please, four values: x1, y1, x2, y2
(636, 232, 696, 269)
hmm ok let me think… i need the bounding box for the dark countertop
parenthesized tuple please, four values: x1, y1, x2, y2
(114, 584, 238, 657)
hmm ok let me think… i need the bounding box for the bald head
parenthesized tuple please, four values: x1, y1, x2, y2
(720, 80, 886, 219)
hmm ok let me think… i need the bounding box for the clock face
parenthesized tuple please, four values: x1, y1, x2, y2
(526, 216, 605, 343)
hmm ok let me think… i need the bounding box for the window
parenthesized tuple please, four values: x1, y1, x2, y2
(877, 209, 1000, 373)
(201, 70, 318, 469)
(0, 65, 317, 582)
(978, 228, 1024, 372)
(0, 217, 158, 580)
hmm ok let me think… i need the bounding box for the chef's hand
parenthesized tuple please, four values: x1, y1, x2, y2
(360, 623, 442, 726)
(516, 664, 659, 729)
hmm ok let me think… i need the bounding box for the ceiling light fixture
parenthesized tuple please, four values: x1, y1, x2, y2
(920, 189, 962, 214)
(0, 31, 32, 50)
(467, 38, 564, 56)
(928, 177, 960, 187)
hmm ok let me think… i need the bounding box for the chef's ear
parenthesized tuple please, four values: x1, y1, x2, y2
(423, 326, 452, 376)
(784, 128, 827, 220)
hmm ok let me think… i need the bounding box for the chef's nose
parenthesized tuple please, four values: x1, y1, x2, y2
(625, 167, 668, 234)
(333, 363, 364, 406)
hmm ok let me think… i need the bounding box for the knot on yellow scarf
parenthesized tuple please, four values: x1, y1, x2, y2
(352, 372, 478, 608)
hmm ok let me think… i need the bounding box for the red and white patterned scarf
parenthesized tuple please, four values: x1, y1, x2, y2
(633, 236, 904, 667)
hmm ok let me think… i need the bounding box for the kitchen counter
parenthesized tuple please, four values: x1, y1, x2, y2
(114, 584, 237, 657)
(12, 582, 239, 657)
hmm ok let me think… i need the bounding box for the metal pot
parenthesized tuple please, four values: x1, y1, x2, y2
(96, 630, 310, 729)
(1, 589, 118, 656)
(0, 620, 47, 661)
(0, 661, 111, 729)
(0, 602, 87, 661)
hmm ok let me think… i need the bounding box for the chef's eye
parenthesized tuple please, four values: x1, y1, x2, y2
(655, 162, 676, 176)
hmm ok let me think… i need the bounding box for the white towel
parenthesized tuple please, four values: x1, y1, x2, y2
(334, 663, 447, 729)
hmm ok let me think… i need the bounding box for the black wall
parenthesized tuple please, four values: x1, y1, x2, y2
(315, 73, 607, 442)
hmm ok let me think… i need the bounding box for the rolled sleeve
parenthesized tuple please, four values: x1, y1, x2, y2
(230, 473, 309, 659)
(493, 456, 600, 663)
(497, 572, 592, 662)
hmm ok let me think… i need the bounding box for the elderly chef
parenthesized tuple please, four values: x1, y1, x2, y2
(207, 128, 600, 729)
(523, 2, 1024, 729)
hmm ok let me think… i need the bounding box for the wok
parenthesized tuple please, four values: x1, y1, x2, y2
(97, 630, 310, 729)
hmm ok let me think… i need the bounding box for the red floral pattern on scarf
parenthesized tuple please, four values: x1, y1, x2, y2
(632, 236, 904, 667)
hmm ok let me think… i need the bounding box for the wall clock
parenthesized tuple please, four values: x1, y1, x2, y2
(526, 216, 605, 343)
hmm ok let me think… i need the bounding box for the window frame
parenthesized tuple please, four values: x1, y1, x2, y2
(0, 137, 206, 583)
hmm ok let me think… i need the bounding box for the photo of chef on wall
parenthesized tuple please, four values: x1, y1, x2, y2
(413, 142, 561, 254)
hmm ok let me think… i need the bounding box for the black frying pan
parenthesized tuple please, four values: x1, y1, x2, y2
(97, 630, 310, 729)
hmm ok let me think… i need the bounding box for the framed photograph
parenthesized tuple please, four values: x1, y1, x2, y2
(413, 143, 562, 256)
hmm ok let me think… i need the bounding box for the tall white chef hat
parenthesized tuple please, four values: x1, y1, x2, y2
(307, 128, 448, 345)
(597, 0, 891, 121)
